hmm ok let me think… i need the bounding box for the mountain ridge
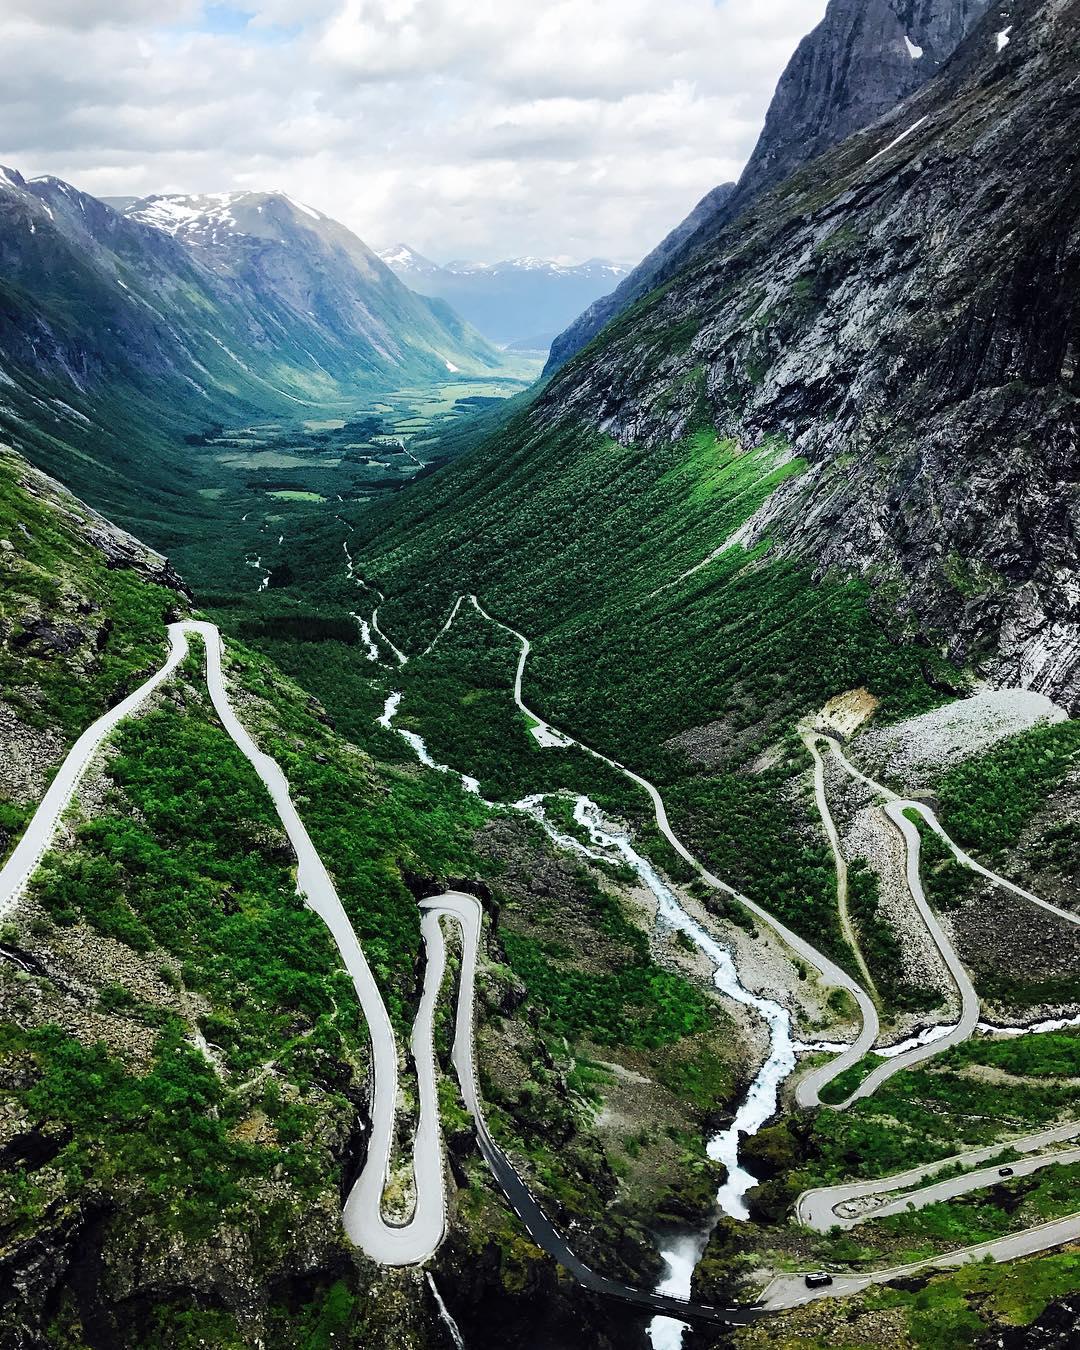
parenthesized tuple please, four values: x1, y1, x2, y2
(544, 0, 994, 375)
(0, 166, 509, 529)
(526, 0, 1080, 709)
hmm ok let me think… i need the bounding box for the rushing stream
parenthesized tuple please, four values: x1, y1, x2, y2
(426, 1273, 467, 1348)
(377, 694, 800, 1347)
(519, 796, 797, 1349)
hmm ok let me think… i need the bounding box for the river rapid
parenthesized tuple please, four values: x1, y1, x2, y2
(377, 693, 801, 1348)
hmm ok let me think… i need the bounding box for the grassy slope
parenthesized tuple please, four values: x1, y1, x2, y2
(0, 446, 180, 741)
(273, 411, 957, 971)
(1, 445, 752, 1343)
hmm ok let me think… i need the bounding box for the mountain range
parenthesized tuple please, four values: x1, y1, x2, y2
(377, 244, 630, 349)
(363, 0, 1076, 712)
(0, 171, 509, 530)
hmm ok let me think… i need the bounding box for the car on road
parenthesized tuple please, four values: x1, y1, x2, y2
(805, 1272, 834, 1288)
(999, 1167, 1015, 1177)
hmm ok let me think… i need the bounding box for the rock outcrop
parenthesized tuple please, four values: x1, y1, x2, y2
(542, 0, 1080, 709)
(545, 0, 992, 375)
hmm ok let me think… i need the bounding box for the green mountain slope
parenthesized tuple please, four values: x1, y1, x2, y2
(0, 442, 761, 1349)
(0, 168, 514, 542)
(266, 0, 1080, 1001)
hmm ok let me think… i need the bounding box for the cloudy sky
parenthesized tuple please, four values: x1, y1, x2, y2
(0, 0, 829, 264)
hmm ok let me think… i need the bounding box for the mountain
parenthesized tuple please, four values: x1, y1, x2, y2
(3, 0, 1080, 1345)
(121, 189, 504, 377)
(0, 169, 507, 531)
(377, 241, 445, 280)
(0, 434, 743, 1347)
(335, 0, 1079, 933)
(544, 0, 993, 374)
(543, 183, 736, 377)
(729, 0, 994, 213)
(264, 3, 1080, 1334)
(378, 246, 631, 348)
(529, 0, 1079, 709)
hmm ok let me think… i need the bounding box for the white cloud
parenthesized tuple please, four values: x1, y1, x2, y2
(1, 0, 201, 28)
(0, 0, 830, 263)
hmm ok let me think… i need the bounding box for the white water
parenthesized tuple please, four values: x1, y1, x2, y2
(493, 790, 798, 1346)
(426, 1272, 467, 1348)
(978, 1013, 1080, 1038)
(650, 1237, 703, 1350)
(378, 693, 482, 795)
(377, 697, 800, 1349)
(877, 1022, 954, 1058)
(344, 540, 410, 666)
(351, 612, 380, 662)
(245, 553, 270, 593)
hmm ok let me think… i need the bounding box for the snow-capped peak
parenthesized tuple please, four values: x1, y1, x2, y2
(379, 244, 630, 280)
(126, 192, 247, 238)
(377, 243, 442, 273)
(126, 189, 327, 245)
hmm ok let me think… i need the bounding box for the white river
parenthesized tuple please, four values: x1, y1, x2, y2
(376, 691, 802, 1350)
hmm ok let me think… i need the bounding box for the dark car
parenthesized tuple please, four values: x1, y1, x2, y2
(999, 1166, 1015, 1177)
(805, 1272, 834, 1288)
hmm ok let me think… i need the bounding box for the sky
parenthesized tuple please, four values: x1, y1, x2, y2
(0, 0, 830, 264)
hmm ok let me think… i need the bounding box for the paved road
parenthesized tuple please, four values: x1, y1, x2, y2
(8, 607, 1073, 1321)
(426, 893, 758, 1327)
(0, 621, 442, 1265)
(801, 729, 878, 999)
(0, 629, 187, 921)
(416, 602, 1080, 1309)
(808, 731, 1080, 1106)
(0, 620, 760, 1323)
(796, 1122, 1080, 1231)
(759, 1212, 1080, 1312)
(822, 800, 982, 1107)
(823, 737, 1079, 930)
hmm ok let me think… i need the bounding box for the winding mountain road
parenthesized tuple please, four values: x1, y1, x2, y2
(0, 620, 758, 1325)
(6, 601, 1077, 1327)
(412, 594, 1080, 1301)
(822, 736, 1079, 930)
(801, 730, 878, 1000)
(0, 631, 188, 923)
(759, 1212, 1080, 1313)
(461, 596, 881, 1110)
(822, 799, 982, 1106)
(796, 1122, 1080, 1233)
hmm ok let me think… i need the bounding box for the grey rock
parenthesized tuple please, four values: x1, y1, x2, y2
(539, 0, 1080, 710)
(11, 618, 86, 657)
(545, 0, 990, 375)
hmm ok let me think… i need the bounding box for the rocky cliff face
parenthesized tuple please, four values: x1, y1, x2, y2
(545, 0, 991, 375)
(542, 0, 1079, 709)
(729, 0, 992, 218)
